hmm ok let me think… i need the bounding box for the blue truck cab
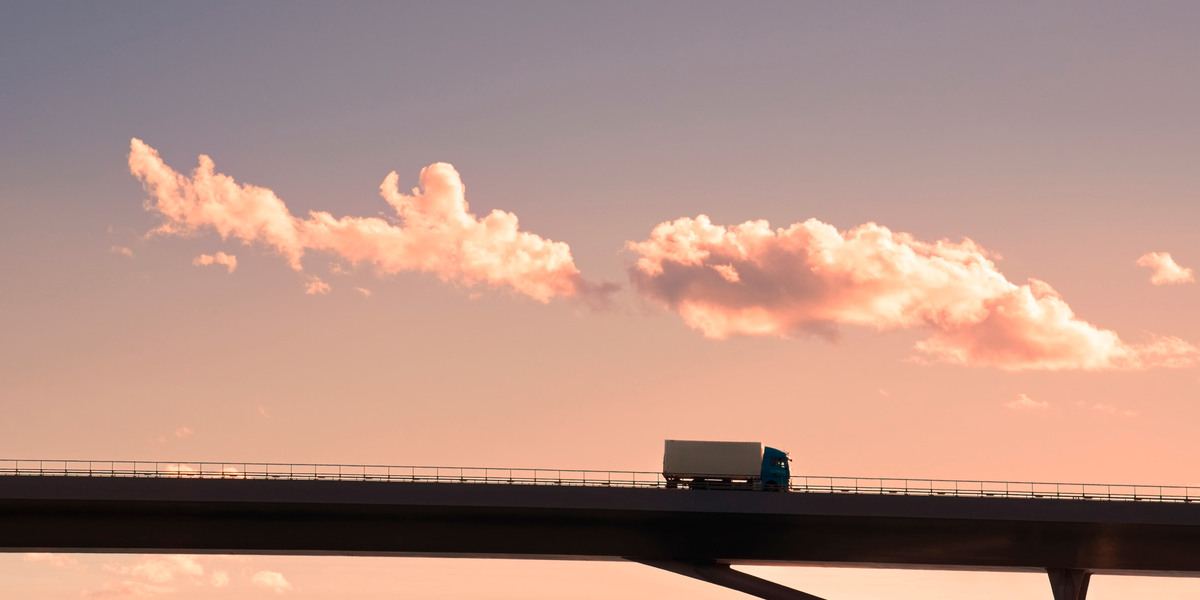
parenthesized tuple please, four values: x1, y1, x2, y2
(761, 446, 790, 491)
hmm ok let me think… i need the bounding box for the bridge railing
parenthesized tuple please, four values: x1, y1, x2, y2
(790, 476, 1200, 503)
(0, 460, 668, 488)
(2, 459, 1197, 503)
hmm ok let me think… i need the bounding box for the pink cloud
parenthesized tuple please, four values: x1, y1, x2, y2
(192, 251, 237, 273)
(83, 555, 278, 599)
(110, 245, 134, 257)
(154, 426, 193, 444)
(304, 275, 331, 295)
(83, 580, 173, 599)
(129, 139, 612, 304)
(628, 215, 1200, 371)
(1136, 251, 1194, 285)
(119, 555, 204, 584)
(86, 555, 202, 598)
(251, 570, 293, 594)
(162, 464, 244, 479)
(1092, 402, 1139, 417)
(1005, 393, 1049, 410)
(23, 552, 78, 567)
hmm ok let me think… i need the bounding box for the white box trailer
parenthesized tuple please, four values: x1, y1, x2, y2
(664, 440, 762, 478)
(661, 440, 761, 490)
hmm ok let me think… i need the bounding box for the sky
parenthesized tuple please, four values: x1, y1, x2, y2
(2, 1, 1199, 598)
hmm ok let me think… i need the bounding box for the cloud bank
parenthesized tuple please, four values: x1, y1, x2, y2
(23, 553, 78, 567)
(1137, 252, 1194, 285)
(129, 139, 609, 303)
(251, 570, 293, 594)
(118, 555, 204, 584)
(85, 555, 273, 599)
(628, 215, 1199, 371)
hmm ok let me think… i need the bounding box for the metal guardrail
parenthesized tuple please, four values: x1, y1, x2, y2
(2, 459, 1198, 503)
(790, 476, 1200, 503)
(0, 460, 666, 488)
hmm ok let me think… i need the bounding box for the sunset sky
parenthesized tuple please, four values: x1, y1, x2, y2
(3, 2, 1200, 598)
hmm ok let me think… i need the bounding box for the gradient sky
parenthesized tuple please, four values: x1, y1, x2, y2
(3, 2, 1200, 598)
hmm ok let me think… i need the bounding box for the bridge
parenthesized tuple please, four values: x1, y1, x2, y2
(4, 460, 1200, 600)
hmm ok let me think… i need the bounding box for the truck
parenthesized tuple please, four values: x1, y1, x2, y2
(662, 439, 790, 491)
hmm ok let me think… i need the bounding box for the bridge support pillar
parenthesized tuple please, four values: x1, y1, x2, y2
(1047, 568, 1091, 600)
(632, 559, 828, 600)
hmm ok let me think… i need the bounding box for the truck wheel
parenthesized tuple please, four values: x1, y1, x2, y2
(764, 482, 781, 492)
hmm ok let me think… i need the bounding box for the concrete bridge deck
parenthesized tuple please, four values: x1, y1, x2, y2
(4, 460, 1199, 600)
